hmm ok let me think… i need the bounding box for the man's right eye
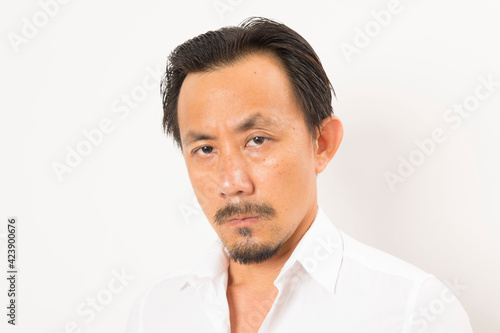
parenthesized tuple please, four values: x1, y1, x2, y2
(194, 146, 214, 155)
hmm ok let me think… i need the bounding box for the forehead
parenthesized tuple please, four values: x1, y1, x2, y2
(177, 53, 305, 144)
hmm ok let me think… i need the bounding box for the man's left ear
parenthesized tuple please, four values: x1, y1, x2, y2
(314, 115, 343, 174)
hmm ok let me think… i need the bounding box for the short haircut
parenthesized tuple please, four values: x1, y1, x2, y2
(161, 17, 335, 149)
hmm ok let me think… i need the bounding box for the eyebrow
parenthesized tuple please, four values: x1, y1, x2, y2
(182, 112, 279, 146)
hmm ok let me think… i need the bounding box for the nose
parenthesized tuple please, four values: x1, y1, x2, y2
(217, 150, 254, 198)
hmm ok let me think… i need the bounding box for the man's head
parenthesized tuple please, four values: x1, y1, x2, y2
(161, 17, 343, 265)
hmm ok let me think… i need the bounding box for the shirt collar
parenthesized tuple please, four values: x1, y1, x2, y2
(178, 239, 229, 290)
(275, 206, 344, 293)
(178, 205, 344, 294)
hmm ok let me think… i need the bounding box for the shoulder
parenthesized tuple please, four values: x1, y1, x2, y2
(338, 232, 472, 332)
(340, 231, 431, 283)
(124, 266, 201, 333)
(125, 240, 228, 332)
(130, 255, 204, 309)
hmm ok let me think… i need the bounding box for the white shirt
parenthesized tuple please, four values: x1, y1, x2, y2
(126, 207, 473, 332)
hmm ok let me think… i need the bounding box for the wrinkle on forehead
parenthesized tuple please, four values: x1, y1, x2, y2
(183, 112, 282, 147)
(177, 53, 303, 148)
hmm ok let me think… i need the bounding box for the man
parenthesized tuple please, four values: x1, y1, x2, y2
(126, 17, 472, 332)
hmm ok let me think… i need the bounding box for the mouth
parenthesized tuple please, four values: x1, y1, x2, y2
(227, 216, 260, 227)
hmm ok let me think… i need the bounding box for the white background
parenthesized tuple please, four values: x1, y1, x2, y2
(1, 0, 499, 332)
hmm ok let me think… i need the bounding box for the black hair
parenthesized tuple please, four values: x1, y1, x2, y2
(161, 17, 335, 148)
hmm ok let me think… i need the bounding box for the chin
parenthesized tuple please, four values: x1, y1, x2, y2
(226, 235, 283, 265)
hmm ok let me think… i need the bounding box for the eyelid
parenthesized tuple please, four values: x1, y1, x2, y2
(192, 145, 215, 156)
(192, 135, 271, 155)
(246, 136, 270, 146)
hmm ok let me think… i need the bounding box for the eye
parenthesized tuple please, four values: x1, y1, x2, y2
(194, 146, 214, 156)
(247, 136, 268, 147)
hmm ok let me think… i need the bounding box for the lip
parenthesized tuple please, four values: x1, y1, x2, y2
(227, 216, 259, 227)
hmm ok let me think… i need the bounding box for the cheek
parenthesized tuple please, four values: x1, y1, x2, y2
(257, 141, 316, 204)
(187, 166, 219, 214)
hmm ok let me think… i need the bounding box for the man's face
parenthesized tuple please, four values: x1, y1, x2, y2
(177, 53, 320, 264)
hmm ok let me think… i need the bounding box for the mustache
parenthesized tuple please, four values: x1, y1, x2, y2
(213, 201, 276, 225)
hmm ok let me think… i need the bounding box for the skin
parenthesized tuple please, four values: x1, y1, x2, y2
(177, 52, 343, 332)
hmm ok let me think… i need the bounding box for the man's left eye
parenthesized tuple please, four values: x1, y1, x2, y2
(247, 136, 268, 147)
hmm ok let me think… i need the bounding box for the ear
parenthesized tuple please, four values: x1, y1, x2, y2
(314, 115, 343, 174)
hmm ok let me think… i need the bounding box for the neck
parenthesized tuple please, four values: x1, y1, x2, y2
(227, 204, 319, 290)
